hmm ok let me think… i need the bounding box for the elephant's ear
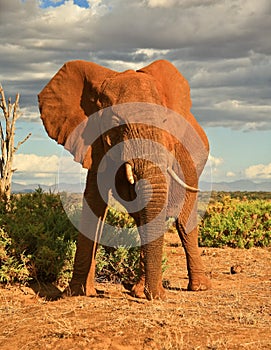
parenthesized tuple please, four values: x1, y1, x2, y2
(137, 60, 192, 117)
(138, 59, 209, 147)
(38, 60, 116, 168)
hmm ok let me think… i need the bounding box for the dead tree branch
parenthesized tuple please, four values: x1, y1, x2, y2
(0, 84, 31, 202)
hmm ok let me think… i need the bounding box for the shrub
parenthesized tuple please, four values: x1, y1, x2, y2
(96, 245, 141, 284)
(0, 189, 78, 285)
(0, 228, 30, 283)
(0, 191, 166, 287)
(199, 196, 271, 248)
(2, 191, 270, 287)
(96, 207, 140, 283)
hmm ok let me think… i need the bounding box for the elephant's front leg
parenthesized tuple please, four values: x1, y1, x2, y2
(66, 171, 108, 297)
(131, 240, 166, 300)
(142, 235, 166, 300)
(130, 214, 166, 300)
(67, 202, 107, 296)
(68, 232, 98, 296)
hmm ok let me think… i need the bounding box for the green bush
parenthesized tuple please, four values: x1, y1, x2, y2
(96, 245, 141, 284)
(97, 207, 141, 283)
(199, 196, 271, 248)
(0, 191, 147, 286)
(0, 189, 77, 285)
(2, 191, 270, 287)
(0, 228, 30, 283)
(0, 190, 167, 286)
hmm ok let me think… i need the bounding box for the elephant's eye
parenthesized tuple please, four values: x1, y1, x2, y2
(104, 134, 112, 147)
(104, 129, 119, 147)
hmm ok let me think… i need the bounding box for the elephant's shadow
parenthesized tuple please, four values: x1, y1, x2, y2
(123, 280, 185, 294)
(29, 281, 107, 301)
(29, 280, 186, 301)
(29, 281, 63, 301)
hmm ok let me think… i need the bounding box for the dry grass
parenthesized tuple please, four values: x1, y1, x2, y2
(1, 232, 271, 350)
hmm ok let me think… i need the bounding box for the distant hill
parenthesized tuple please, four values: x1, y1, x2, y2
(12, 179, 271, 193)
(200, 180, 271, 192)
(11, 182, 84, 194)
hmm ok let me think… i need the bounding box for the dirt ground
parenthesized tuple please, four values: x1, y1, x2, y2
(0, 232, 271, 350)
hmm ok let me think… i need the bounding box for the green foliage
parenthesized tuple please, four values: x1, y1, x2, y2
(0, 189, 78, 285)
(0, 228, 30, 283)
(1, 191, 270, 286)
(96, 245, 141, 284)
(0, 191, 165, 286)
(96, 245, 168, 285)
(210, 191, 271, 201)
(98, 207, 140, 284)
(199, 196, 271, 248)
(103, 207, 139, 247)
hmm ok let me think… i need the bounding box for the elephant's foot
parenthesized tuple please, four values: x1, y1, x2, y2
(187, 274, 212, 291)
(131, 279, 166, 300)
(62, 285, 84, 297)
(62, 281, 97, 297)
(131, 279, 145, 298)
(144, 284, 166, 300)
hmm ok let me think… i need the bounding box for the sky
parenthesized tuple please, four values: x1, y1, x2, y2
(0, 0, 270, 186)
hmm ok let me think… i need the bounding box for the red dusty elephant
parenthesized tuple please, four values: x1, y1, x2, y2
(38, 59, 211, 300)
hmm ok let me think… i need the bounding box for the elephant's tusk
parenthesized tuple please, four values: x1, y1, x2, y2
(167, 167, 200, 192)
(125, 163, 135, 184)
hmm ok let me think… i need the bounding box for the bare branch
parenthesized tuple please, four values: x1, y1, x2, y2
(8, 98, 13, 121)
(0, 120, 4, 144)
(10, 94, 20, 137)
(14, 132, 32, 152)
(0, 85, 9, 120)
(12, 93, 20, 123)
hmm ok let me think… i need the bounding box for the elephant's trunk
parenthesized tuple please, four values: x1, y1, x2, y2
(135, 163, 168, 299)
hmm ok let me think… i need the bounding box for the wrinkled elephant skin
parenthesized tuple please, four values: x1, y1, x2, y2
(38, 59, 211, 300)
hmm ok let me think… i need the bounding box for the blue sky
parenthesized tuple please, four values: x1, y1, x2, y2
(0, 0, 270, 186)
(40, 0, 89, 8)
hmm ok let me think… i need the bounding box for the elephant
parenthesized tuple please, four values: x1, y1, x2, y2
(38, 59, 211, 300)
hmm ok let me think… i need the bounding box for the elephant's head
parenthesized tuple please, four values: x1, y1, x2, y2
(39, 60, 207, 172)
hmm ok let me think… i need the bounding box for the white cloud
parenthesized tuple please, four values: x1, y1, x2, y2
(146, 0, 175, 7)
(208, 155, 223, 167)
(0, 0, 270, 185)
(200, 155, 224, 181)
(226, 171, 236, 177)
(0, 0, 268, 131)
(245, 163, 271, 180)
(20, 107, 40, 121)
(146, 0, 218, 8)
(14, 154, 59, 173)
(13, 153, 87, 185)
